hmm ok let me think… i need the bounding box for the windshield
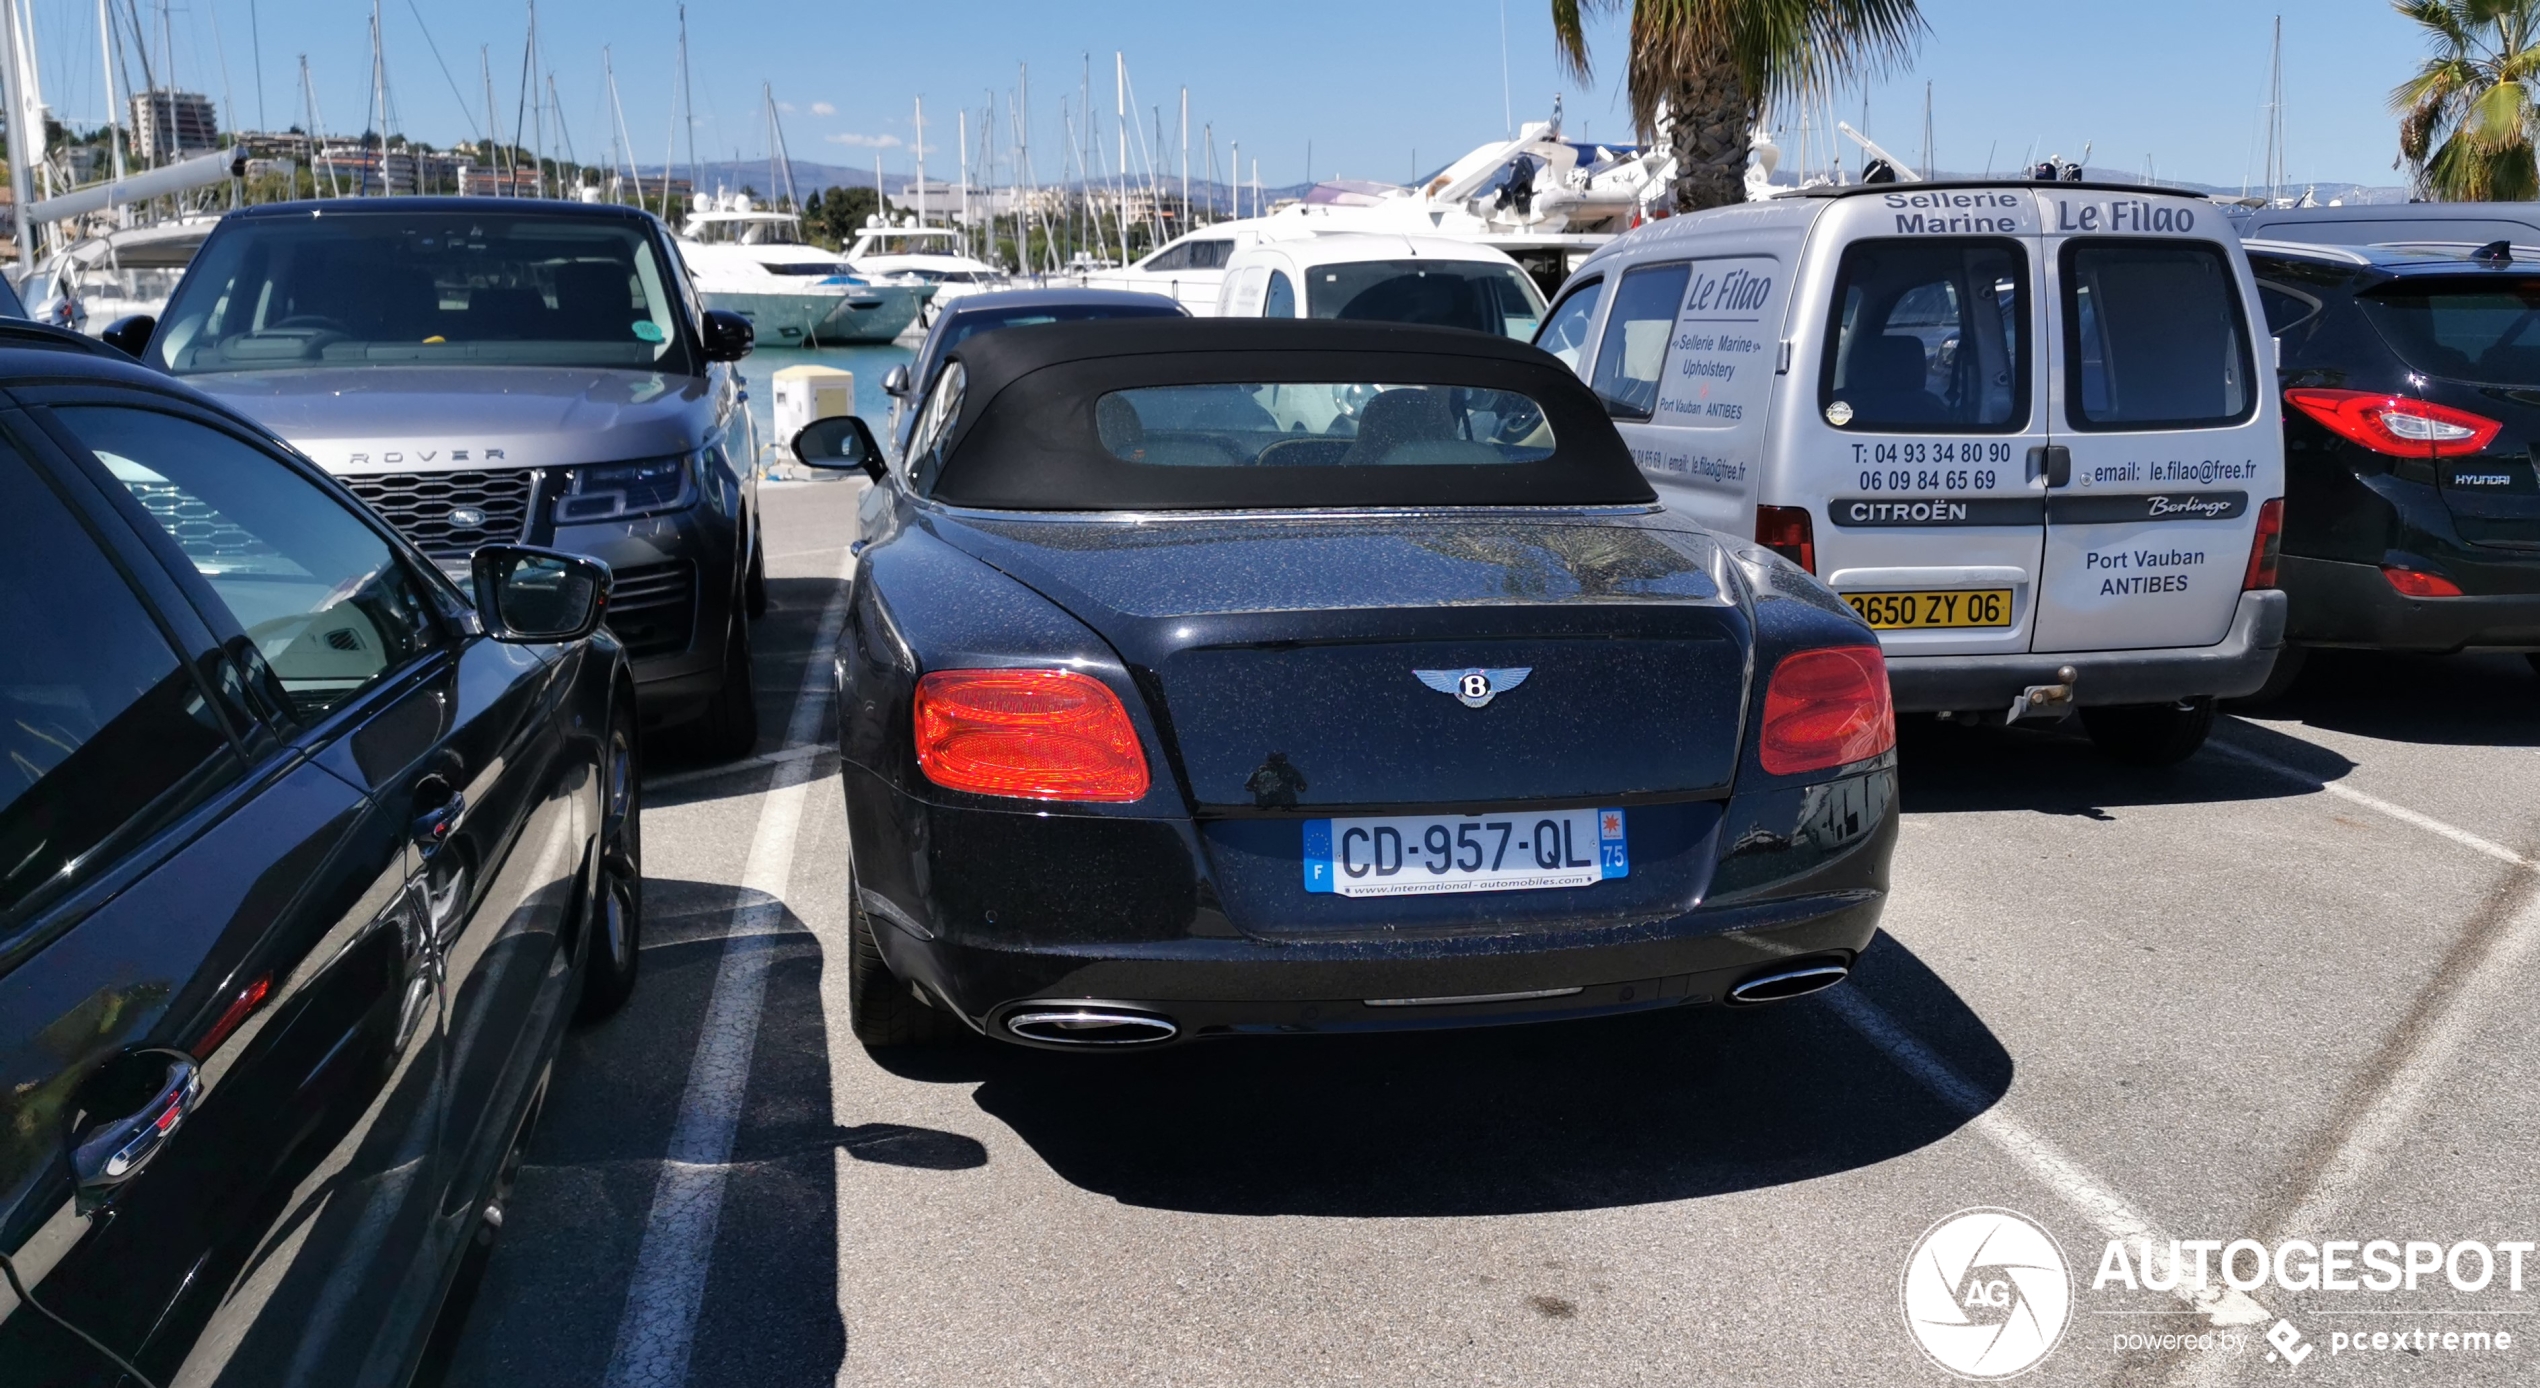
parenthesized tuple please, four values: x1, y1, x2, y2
(2359, 276, 2540, 386)
(1302, 259, 1545, 339)
(151, 212, 692, 375)
(1095, 384, 1555, 467)
(941, 303, 1182, 353)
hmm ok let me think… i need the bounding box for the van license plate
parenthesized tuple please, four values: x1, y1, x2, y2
(1302, 808, 1627, 898)
(1845, 589, 2014, 630)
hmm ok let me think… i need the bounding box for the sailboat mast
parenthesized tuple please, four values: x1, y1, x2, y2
(96, 0, 127, 186)
(914, 95, 925, 227)
(1179, 88, 1188, 240)
(1113, 52, 1127, 265)
(0, 0, 32, 274)
(677, 5, 696, 212)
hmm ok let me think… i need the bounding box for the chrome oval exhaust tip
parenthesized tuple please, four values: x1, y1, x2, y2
(1003, 1007, 1179, 1047)
(1727, 961, 1851, 1006)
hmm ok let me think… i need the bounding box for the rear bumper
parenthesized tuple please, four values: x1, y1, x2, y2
(874, 886, 1885, 1047)
(1883, 589, 2287, 710)
(2280, 554, 2540, 653)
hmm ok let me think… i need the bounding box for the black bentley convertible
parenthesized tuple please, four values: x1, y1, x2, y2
(796, 319, 1898, 1049)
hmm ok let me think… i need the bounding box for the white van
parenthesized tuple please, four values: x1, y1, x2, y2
(1217, 230, 1546, 340)
(1539, 182, 2286, 762)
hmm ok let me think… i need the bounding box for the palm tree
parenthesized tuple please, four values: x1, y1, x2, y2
(2393, 1, 2540, 202)
(1550, 0, 1925, 212)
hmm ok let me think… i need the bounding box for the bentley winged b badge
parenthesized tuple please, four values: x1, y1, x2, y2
(1414, 667, 1532, 709)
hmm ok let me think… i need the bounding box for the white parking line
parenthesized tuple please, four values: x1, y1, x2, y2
(2206, 736, 2536, 871)
(600, 557, 853, 1388)
(1825, 988, 2272, 1328)
(645, 742, 830, 791)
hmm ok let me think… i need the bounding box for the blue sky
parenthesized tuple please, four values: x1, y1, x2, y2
(24, 1, 2437, 190)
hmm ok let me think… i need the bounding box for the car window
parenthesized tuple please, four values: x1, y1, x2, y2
(1143, 239, 1232, 272)
(2357, 275, 2540, 386)
(54, 407, 445, 724)
(905, 360, 967, 491)
(1589, 261, 1690, 419)
(2064, 242, 2254, 430)
(1821, 239, 2028, 433)
(2256, 282, 2321, 335)
(1096, 383, 1554, 467)
(1536, 278, 1605, 376)
(1304, 259, 1544, 339)
(1, 444, 237, 922)
(1264, 270, 1297, 319)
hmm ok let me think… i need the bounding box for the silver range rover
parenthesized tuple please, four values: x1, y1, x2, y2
(125, 198, 766, 756)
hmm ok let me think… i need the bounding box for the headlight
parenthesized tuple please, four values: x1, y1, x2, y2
(553, 453, 699, 523)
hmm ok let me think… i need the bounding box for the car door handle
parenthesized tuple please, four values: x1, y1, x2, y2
(2027, 444, 2072, 488)
(410, 774, 465, 856)
(68, 1052, 201, 1208)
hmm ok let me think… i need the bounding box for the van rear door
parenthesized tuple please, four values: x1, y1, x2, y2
(2033, 193, 2276, 653)
(1799, 196, 2050, 662)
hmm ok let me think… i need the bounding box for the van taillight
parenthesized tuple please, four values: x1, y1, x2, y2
(2243, 498, 2284, 590)
(1756, 505, 1817, 574)
(1759, 645, 1895, 776)
(913, 669, 1151, 802)
(2283, 388, 2502, 458)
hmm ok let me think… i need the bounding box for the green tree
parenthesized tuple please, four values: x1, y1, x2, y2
(2394, 0, 2540, 201)
(1550, 0, 1925, 211)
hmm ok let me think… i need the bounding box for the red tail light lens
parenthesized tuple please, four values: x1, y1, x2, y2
(2243, 497, 2284, 590)
(913, 669, 1151, 801)
(1756, 504, 1818, 574)
(2283, 388, 2502, 458)
(2382, 566, 2464, 598)
(1760, 645, 1895, 776)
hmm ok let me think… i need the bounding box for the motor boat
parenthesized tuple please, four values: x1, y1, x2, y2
(842, 223, 1008, 324)
(21, 217, 221, 336)
(678, 194, 931, 344)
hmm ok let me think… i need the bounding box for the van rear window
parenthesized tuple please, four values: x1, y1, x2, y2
(1820, 240, 2029, 433)
(2358, 277, 2540, 386)
(2064, 242, 2255, 430)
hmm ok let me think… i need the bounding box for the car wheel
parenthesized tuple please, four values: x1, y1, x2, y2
(745, 538, 767, 620)
(2080, 697, 2216, 766)
(692, 618, 760, 761)
(2235, 644, 2310, 705)
(847, 866, 968, 1047)
(577, 708, 643, 1022)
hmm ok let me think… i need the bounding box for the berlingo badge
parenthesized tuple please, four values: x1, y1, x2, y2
(1415, 668, 1531, 709)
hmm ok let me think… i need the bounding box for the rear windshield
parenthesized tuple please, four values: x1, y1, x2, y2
(1096, 384, 1554, 468)
(1821, 239, 2028, 432)
(2358, 276, 2540, 386)
(1304, 260, 1544, 339)
(151, 212, 692, 375)
(941, 303, 1181, 354)
(2063, 241, 2255, 430)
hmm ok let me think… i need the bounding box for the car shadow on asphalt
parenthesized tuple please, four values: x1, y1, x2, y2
(2231, 649, 2539, 749)
(1892, 713, 2354, 816)
(635, 573, 853, 794)
(873, 930, 2006, 1218)
(423, 881, 974, 1388)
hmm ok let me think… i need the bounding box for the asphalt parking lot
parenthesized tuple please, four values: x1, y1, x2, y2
(426, 478, 2540, 1387)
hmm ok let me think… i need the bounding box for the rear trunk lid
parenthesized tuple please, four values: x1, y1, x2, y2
(930, 511, 1753, 810)
(2358, 276, 2540, 548)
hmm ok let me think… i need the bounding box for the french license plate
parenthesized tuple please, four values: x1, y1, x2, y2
(1844, 588, 2014, 630)
(1302, 808, 1627, 898)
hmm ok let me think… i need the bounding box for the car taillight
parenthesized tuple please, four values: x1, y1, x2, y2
(1759, 645, 1895, 776)
(1756, 505, 1817, 574)
(913, 668, 1151, 801)
(2283, 388, 2503, 458)
(2243, 497, 2284, 590)
(2382, 566, 2464, 598)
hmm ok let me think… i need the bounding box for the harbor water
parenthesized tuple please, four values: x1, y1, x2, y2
(740, 338, 917, 472)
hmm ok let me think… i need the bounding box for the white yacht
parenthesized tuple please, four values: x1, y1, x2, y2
(842, 224, 1008, 322)
(678, 195, 932, 344)
(21, 217, 221, 336)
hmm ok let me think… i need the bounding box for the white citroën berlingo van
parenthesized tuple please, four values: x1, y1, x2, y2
(1539, 180, 2287, 764)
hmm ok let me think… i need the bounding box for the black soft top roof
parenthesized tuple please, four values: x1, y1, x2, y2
(926, 318, 1656, 512)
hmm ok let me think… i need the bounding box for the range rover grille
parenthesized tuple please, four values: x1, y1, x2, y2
(605, 559, 696, 659)
(340, 470, 537, 561)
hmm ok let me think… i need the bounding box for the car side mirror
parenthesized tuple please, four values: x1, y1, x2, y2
(882, 364, 911, 397)
(101, 313, 156, 358)
(471, 545, 612, 642)
(792, 415, 887, 481)
(700, 308, 755, 362)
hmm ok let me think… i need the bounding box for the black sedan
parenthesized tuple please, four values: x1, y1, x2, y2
(794, 318, 1897, 1050)
(2247, 240, 2540, 688)
(0, 324, 639, 1382)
